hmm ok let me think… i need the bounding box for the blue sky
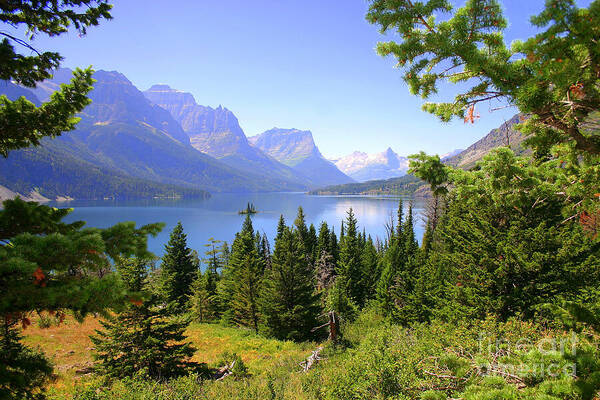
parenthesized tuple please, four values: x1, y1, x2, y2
(14, 0, 592, 158)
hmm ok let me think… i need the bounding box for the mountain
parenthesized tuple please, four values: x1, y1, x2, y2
(143, 85, 311, 189)
(312, 114, 527, 197)
(0, 69, 307, 200)
(333, 148, 409, 182)
(248, 128, 353, 187)
(0, 81, 206, 201)
(441, 148, 463, 161)
(445, 114, 526, 168)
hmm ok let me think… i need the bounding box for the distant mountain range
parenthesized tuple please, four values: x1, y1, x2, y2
(249, 128, 353, 187)
(331, 147, 409, 182)
(143, 85, 315, 189)
(0, 69, 352, 200)
(312, 116, 527, 196)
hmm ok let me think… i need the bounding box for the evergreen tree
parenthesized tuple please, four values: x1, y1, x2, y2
(329, 229, 340, 266)
(0, 324, 52, 400)
(395, 199, 404, 240)
(338, 209, 368, 307)
(260, 227, 321, 341)
(293, 207, 311, 250)
(189, 270, 214, 322)
(402, 203, 419, 260)
(376, 238, 402, 317)
(316, 221, 331, 259)
(159, 222, 196, 311)
(307, 223, 318, 263)
(189, 239, 223, 322)
(415, 148, 600, 320)
(0, 199, 162, 398)
(222, 215, 264, 332)
(259, 233, 272, 271)
(92, 258, 198, 380)
(361, 235, 380, 302)
(0, 1, 111, 157)
(326, 276, 358, 322)
(275, 214, 286, 243)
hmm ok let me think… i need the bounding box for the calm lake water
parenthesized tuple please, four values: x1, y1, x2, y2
(50, 193, 425, 260)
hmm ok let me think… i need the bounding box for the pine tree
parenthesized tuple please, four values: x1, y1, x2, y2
(0, 323, 52, 400)
(367, 0, 600, 157)
(294, 207, 309, 247)
(316, 221, 331, 259)
(376, 238, 402, 317)
(307, 223, 318, 263)
(338, 209, 368, 307)
(260, 227, 321, 341)
(361, 235, 379, 302)
(159, 222, 197, 311)
(0, 1, 111, 157)
(326, 276, 358, 322)
(92, 258, 198, 380)
(395, 199, 404, 240)
(189, 239, 222, 322)
(329, 229, 340, 266)
(0, 199, 163, 398)
(189, 270, 214, 322)
(403, 203, 419, 259)
(259, 233, 272, 271)
(275, 215, 286, 243)
(222, 215, 264, 332)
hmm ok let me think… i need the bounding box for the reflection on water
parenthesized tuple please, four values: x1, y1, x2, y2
(52, 193, 425, 259)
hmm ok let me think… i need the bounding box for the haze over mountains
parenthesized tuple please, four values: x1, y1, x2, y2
(0, 68, 527, 201)
(0, 69, 354, 200)
(143, 85, 316, 188)
(249, 128, 353, 187)
(313, 115, 527, 196)
(332, 147, 410, 182)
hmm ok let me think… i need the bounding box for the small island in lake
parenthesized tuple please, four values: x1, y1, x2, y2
(238, 202, 258, 215)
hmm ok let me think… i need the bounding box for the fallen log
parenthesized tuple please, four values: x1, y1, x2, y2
(300, 346, 323, 372)
(213, 360, 236, 381)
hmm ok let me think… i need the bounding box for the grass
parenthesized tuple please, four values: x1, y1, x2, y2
(21, 316, 317, 398)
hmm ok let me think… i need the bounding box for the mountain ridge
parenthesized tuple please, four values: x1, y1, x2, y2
(249, 128, 353, 187)
(143, 85, 313, 189)
(333, 147, 409, 182)
(0, 69, 310, 199)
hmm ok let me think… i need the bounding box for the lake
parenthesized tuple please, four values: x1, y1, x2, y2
(51, 193, 425, 261)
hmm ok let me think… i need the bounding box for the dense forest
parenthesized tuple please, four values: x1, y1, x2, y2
(2, 0, 600, 400)
(309, 174, 426, 196)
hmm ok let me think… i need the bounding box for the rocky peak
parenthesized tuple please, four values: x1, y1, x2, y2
(249, 128, 321, 166)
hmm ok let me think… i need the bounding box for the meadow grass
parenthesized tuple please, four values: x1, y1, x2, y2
(22, 316, 317, 398)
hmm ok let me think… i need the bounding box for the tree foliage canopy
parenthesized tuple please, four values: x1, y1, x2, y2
(367, 0, 600, 156)
(0, 0, 112, 156)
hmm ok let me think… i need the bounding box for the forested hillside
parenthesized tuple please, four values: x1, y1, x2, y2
(0, 71, 311, 198)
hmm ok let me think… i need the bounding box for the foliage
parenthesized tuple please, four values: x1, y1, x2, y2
(309, 173, 425, 196)
(220, 215, 264, 332)
(91, 258, 199, 381)
(0, 1, 112, 156)
(419, 148, 600, 320)
(367, 0, 600, 157)
(159, 222, 197, 311)
(0, 325, 53, 400)
(260, 226, 321, 341)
